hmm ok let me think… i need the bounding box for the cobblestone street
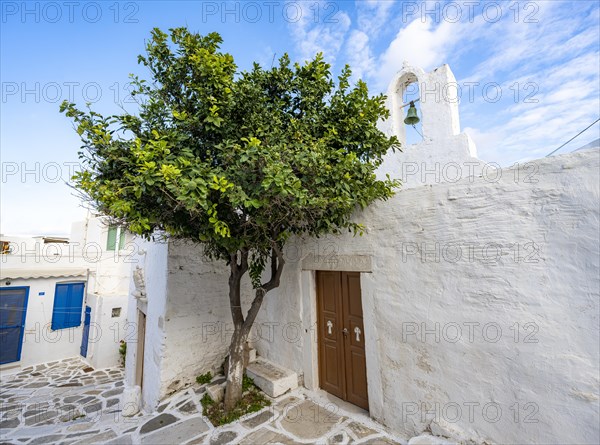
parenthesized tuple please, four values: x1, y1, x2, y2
(0, 358, 404, 444)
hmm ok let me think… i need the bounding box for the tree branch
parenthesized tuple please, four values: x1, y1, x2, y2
(239, 248, 249, 274)
(242, 245, 286, 333)
(228, 249, 248, 328)
(263, 244, 285, 292)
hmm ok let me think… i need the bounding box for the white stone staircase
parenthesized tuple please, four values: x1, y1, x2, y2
(245, 357, 298, 398)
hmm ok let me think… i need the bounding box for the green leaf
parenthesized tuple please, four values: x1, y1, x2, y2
(62, 26, 399, 303)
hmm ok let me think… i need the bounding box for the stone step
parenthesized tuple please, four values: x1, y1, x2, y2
(245, 358, 298, 398)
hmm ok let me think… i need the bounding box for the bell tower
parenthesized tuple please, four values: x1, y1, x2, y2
(377, 63, 482, 188)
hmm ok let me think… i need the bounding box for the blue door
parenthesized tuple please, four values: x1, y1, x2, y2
(80, 306, 91, 357)
(0, 287, 29, 365)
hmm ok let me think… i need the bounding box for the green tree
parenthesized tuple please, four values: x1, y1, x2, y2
(61, 28, 400, 411)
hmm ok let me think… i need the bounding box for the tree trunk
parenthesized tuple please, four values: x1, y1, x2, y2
(222, 247, 284, 412)
(223, 329, 246, 411)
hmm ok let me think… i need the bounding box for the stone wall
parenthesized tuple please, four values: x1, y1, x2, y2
(254, 148, 600, 444)
(159, 241, 254, 399)
(143, 148, 598, 442)
(123, 237, 169, 411)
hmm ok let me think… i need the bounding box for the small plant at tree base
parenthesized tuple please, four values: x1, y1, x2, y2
(200, 382, 270, 426)
(118, 340, 126, 367)
(242, 374, 256, 392)
(201, 392, 214, 409)
(61, 27, 400, 413)
(196, 372, 212, 385)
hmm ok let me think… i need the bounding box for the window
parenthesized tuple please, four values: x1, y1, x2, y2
(51, 282, 85, 330)
(106, 225, 127, 251)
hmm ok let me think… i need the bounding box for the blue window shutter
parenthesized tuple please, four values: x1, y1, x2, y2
(52, 283, 85, 330)
(51, 284, 70, 330)
(67, 283, 85, 327)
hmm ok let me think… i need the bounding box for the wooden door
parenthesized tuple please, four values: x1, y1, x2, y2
(317, 271, 368, 410)
(135, 310, 146, 389)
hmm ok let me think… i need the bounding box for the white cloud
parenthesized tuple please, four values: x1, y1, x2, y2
(355, 0, 394, 36)
(283, 0, 600, 165)
(463, 1, 598, 84)
(286, 0, 351, 64)
(374, 19, 462, 90)
(342, 1, 397, 84)
(447, 2, 600, 164)
(344, 30, 376, 82)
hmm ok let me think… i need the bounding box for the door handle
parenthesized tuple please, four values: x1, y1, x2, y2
(342, 328, 348, 336)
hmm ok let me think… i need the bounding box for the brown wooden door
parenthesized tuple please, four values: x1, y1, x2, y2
(135, 310, 146, 389)
(317, 271, 368, 410)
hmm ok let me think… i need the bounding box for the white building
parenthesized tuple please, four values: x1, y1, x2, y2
(0, 215, 133, 371)
(121, 65, 600, 444)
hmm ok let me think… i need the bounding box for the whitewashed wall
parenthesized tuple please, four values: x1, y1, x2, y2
(142, 149, 598, 442)
(0, 216, 133, 370)
(159, 241, 254, 397)
(0, 275, 87, 367)
(84, 293, 128, 369)
(82, 219, 134, 370)
(127, 62, 598, 441)
(254, 148, 600, 444)
(128, 238, 169, 411)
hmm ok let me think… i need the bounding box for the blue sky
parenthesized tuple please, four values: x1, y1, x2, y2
(1, 0, 599, 236)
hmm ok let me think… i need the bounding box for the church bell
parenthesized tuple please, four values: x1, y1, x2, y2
(404, 101, 420, 125)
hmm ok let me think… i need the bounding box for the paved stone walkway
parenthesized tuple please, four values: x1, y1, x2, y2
(0, 358, 405, 444)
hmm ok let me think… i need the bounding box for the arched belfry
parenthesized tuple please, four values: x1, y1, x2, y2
(377, 63, 482, 188)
